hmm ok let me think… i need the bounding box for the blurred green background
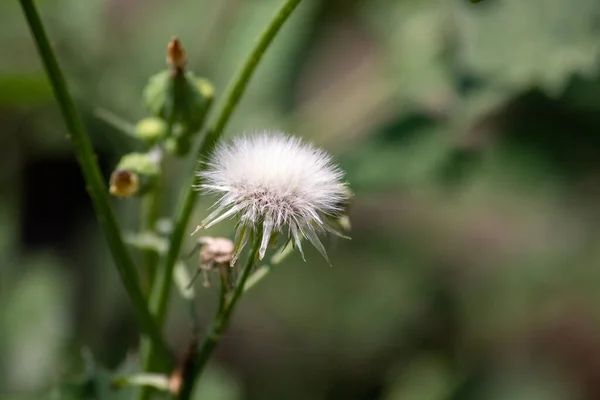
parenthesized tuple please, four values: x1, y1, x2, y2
(4, 0, 600, 399)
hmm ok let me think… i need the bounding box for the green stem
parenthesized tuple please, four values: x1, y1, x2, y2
(140, 148, 164, 294)
(142, 0, 303, 375)
(141, 185, 160, 291)
(19, 0, 171, 368)
(177, 236, 262, 400)
(203, 0, 304, 148)
(95, 107, 137, 138)
(243, 238, 295, 292)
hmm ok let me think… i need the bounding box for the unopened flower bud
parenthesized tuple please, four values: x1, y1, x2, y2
(109, 152, 160, 198)
(143, 38, 214, 154)
(109, 170, 139, 198)
(167, 37, 187, 71)
(135, 117, 167, 146)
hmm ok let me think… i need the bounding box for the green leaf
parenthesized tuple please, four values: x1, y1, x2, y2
(124, 231, 169, 254)
(455, 0, 600, 95)
(364, 1, 455, 108)
(94, 108, 137, 139)
(3, 259, 69, 393)
(44, 351, 135, 400)
(174, 261, 196, 300)
(0, 74, 52, 106)
(112, 373, 170, 391)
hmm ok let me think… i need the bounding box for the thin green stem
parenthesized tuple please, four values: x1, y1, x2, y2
(141, 186, 160, 292)
(217, 269, 228, 313)
(204, 0, 304, 147)
(19, 0, 171, 368)
(95, 107, 137, 138)
(142, 0, 303, 378)
(177, 236, 262, 400)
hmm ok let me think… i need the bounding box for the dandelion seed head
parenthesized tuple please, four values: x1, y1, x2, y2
(196, 132, 350, 261)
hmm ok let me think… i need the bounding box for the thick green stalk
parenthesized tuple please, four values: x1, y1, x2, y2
(19, 0, 171, 367)
(142, 0, 303, 373)
(177, 237, 262, 400)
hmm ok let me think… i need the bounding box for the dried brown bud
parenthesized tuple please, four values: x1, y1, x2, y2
(109, 170, 139, 198)
(191, 237, 235, 287)
(167, 37, 187, 71)
(199, 237, 235, 265)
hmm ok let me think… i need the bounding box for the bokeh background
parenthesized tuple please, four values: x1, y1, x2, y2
(4, 0, 600, 399)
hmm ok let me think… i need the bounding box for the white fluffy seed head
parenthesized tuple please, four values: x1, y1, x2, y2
(196, 131, 350, 261)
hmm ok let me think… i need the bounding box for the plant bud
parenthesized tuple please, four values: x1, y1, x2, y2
(135, 117, 168, 146)
(109, 153, 160, 198)
(167, 37, 187, 71)
(187, 237, 235, 288)
(142, 39, 214, 153)
(109, 170, 139, 198)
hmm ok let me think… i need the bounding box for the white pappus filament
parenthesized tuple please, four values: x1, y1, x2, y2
(195, 131, 350, 262)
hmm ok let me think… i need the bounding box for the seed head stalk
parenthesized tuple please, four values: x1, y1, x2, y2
(176, 233, 262, 400)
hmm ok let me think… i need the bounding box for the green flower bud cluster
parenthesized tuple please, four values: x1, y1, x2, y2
(110, 38, 214, 198)
(142, 38, 214, 156)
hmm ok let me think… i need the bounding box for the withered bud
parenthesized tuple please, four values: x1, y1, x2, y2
(190, 237, 234, 288)
(167, 37, 187, 71)
(109, 170, 139, 198)
(199, 237, 235, 265)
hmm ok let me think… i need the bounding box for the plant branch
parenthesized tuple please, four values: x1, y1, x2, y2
(150, 0, 303, 325)
(141, 0, 303, 374)
(19, 0, 171, 368)
(177, 235, 262, 399)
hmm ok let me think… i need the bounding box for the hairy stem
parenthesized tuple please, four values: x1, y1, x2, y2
(19, 0, 171, 368)
(142, 0, 303, 376)
(177, 236, 262, 399)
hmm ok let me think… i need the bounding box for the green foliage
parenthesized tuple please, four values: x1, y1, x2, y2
(2, 260, 70, 396)
(0, 74, 52, 106)
(455, 0, 600, 95)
